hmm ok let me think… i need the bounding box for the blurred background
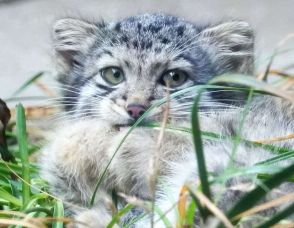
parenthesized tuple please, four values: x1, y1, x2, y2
(0, 0, 293, 106)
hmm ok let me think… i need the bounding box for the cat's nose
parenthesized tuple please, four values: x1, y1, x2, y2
(127, 104, 146, 119)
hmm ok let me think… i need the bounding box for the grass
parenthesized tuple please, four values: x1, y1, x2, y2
(0, 103, 64, 227)
(0, 44, 294, 227)
(191, 87, 212, 221)
(16, 104, 30, 208)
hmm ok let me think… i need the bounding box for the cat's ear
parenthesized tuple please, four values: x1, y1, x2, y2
(199, 21, 254, 74)
(53, 18, 99, 71)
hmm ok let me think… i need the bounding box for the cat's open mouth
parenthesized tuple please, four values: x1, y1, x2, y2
(115, 124, 130, 128)
(114, 119, 153, 130)
(114, 122, 136, 130)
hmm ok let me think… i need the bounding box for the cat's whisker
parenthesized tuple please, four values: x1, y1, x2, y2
(43, 96, 85, 104)
(170, 105, 194, 110)
(41, 101, 92, 110)
(46, 83, 81, 90)
(46, 86, 82, 95)
(42, 93, 106, 108)
(170, 104, 239, 113)
(169, 89, 246, 100)
(90, 95, 108, 102)
(49, 108, 98, 119)
(171, 94, 196, 100)
(50, 112, 102, 123)
(42, 103, 88, 109)
(171, 96, 246, 105)
(204, 99, 245, 103)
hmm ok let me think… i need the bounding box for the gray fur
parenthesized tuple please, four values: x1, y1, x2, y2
(52, 13, 254, 118)
(40, 13, 294, 227)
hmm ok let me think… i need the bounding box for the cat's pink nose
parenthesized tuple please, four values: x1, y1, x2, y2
(127, 104, 146, 119)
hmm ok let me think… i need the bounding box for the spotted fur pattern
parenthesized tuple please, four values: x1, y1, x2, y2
(40, 13, 294, 227)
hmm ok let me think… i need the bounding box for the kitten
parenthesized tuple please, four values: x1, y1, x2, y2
(40, 13, 294, 227)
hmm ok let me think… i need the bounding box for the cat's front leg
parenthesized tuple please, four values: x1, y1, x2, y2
(40, 119, 123, 226)
(66, 127, 160, 227)
(113, 128, 196, 227)
(69, 198, 120, 228)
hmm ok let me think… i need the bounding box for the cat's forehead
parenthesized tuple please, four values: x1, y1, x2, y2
(85, 14, 199, 75)
(113, 14, 196, 34)
(87, 45, 193, 77)
(109, 13, 198, 47)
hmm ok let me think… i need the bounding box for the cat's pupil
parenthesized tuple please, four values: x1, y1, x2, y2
(170, 73, 180, 81)
(159, 70, 187, 88)
(113, 69, 120, 78)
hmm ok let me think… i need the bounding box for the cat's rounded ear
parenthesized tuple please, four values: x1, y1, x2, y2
(53, 18, 99, 71)
(199, 21, 254, 74)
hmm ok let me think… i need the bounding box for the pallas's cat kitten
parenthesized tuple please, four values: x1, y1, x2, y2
(41, 14, 294, 227)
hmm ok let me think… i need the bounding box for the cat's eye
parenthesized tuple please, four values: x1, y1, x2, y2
(101, 67, 124, 85)
(160, 70, 188, 88)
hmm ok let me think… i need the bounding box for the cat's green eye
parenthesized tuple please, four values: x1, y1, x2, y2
(161, 70, 188, 88)
(101, 67, 124, 85)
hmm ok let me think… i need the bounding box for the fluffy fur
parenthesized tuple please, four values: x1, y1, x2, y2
(40, 13, 294, 227)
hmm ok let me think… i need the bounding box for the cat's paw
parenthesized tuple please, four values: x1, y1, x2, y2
(68, 208, 118, 228)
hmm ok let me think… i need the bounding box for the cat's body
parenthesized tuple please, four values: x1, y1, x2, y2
(40, 13, 294, 227)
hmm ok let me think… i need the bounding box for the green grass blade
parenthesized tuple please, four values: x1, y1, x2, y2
(213, 165, 282, 184)
(107, 204, 134, 228)
(25, 207, 53, 216)
(256, 202, 294, 228)
(23, 193, 51, 213)
(227, 162, 294, 224)
(191, 90, 212, 220)
(11, 72, 44, 97)
(89, 115, 146, 206)
(0, 159, 38, 175)
(257, 173, 294, 182)
(123, 212, 147, 227)
(52, 200, 64, 228)
(188, 187, 208, 224)
(227, 89, 254, 169)
(142, 123, 293, 156)
(0, 187, 22, 206)
(153, 205, 173, 227)
(210, 74, 294, 102)
(186, 199, 197, 226)
(256, 151, 294, 165)
(15, 104, 30, 208)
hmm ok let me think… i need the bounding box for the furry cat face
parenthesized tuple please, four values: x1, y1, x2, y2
(53, 13, 254, 125)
